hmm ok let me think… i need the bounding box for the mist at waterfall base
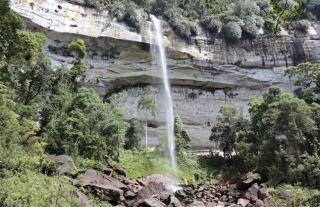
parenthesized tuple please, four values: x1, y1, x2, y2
(150, 15, 178, 178)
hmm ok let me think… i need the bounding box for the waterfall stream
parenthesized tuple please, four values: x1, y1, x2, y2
(150, 15, 177, 175)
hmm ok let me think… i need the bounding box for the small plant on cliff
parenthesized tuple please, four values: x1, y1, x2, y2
(201, 15, 222, 34)
(68, 39, 87, 59)
(222, 22, 242, 42)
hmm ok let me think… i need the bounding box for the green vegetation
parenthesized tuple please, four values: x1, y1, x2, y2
(285, 62, 320, 104)
(174, 115, 191, 157)
(209, 62, 320, 187)
(44, 87, 126, 161)
(0, 2, 125, 205)
(272, 184, 320, 207)
(70, 0, 316, 40)
(125, 118, 145, 150)
(120, 150, 220, 184)
(2, 0, 320, 205)
(68, 39, 87, 59)
(210, 104, 248, 157)
(137, 86, 157, 148)
(0, 171, 82, 207)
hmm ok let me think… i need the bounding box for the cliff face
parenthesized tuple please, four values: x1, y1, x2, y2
(10, 0, 320, 149)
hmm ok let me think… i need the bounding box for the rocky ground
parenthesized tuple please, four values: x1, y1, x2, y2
(48, 155, 279, 207)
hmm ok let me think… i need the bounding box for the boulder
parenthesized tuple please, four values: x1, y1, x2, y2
(235, 173, 261, 190)
(124, 190, 137, 200)
(76, 191, 91, 207)
(102, 166, 113, 176)
(258, 187, 271, 200)
(78, 170, 128, 204)
(188, 201, 206, 207)
(205, 202, 217, 207)
(216, 202, 226, 207)
(47, 155, 77, 176)
(175, 190, 187, 199)
(237, 198, 250, 207)
(170, 196, 184, 207)
(263, 197, 277, 207)
(243, 183, 259, 201)
(160, 192, 171, 205)
(113, 166, 127, 177)
(140, 198, 166, 207)
(134, 181, 167, 206)
(253, 199, 264, 207)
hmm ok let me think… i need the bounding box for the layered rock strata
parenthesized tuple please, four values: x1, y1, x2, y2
(10, 0, 320, 148)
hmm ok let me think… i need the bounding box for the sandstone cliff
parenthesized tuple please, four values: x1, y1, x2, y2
(10, 0, 320, 148)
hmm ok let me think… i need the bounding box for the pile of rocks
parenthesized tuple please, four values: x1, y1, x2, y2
(47, 155, 277, 207)
(177, 183, 275, 207)
(176, 172, 276, 207)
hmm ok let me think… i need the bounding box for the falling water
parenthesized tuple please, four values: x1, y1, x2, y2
(150, 15, 177, 175)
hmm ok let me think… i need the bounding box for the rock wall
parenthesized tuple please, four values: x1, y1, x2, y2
(10, 0, 320, 149)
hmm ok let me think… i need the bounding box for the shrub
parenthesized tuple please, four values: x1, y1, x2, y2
(202, 15, 222, 33)
(0, 171, 82, 207)
(222, 21, 242, 42)
(122, 1, 141, 31)
(289, 155, 320, 188)
(272, 184, 320, 207)
(242, 16, 259, 38)
(68, 39, 87, 59)
(110, 1, 126, 20)
(279, 0, 297, 10)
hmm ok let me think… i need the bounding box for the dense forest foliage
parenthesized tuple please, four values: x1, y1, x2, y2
(1, 0, 320, 206)
(70, 0, 320, 40)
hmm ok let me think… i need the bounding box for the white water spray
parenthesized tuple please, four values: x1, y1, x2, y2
(150, 15, 177, 175)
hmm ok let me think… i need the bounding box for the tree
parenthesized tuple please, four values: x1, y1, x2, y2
(285, 62, 320, 104)
(44, 87, 126, 161)
(269, 0, 306, 33)
(0, 2, 52, 105)
(174, 115, 191, 157)
(68, 39, 88, 92)
(125, 118, 145, 150)
(0, 0, 24, 61)
(138, 86, 157, 148)
(248, 87, 318, 183)
(209, 104, 249, 157)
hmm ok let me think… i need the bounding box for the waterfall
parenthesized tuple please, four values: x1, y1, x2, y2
(150, 15, 177, 175)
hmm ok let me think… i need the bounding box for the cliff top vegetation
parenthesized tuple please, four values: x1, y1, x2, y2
(67, 0, 320, 41)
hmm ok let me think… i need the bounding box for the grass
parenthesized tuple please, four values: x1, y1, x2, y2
(272, 184, 320, 207)
(119, 149, 221, 184)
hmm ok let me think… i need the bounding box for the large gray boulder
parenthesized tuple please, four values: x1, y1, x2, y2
(47, 155, 77, 176)
(77, 170, 128, 204)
